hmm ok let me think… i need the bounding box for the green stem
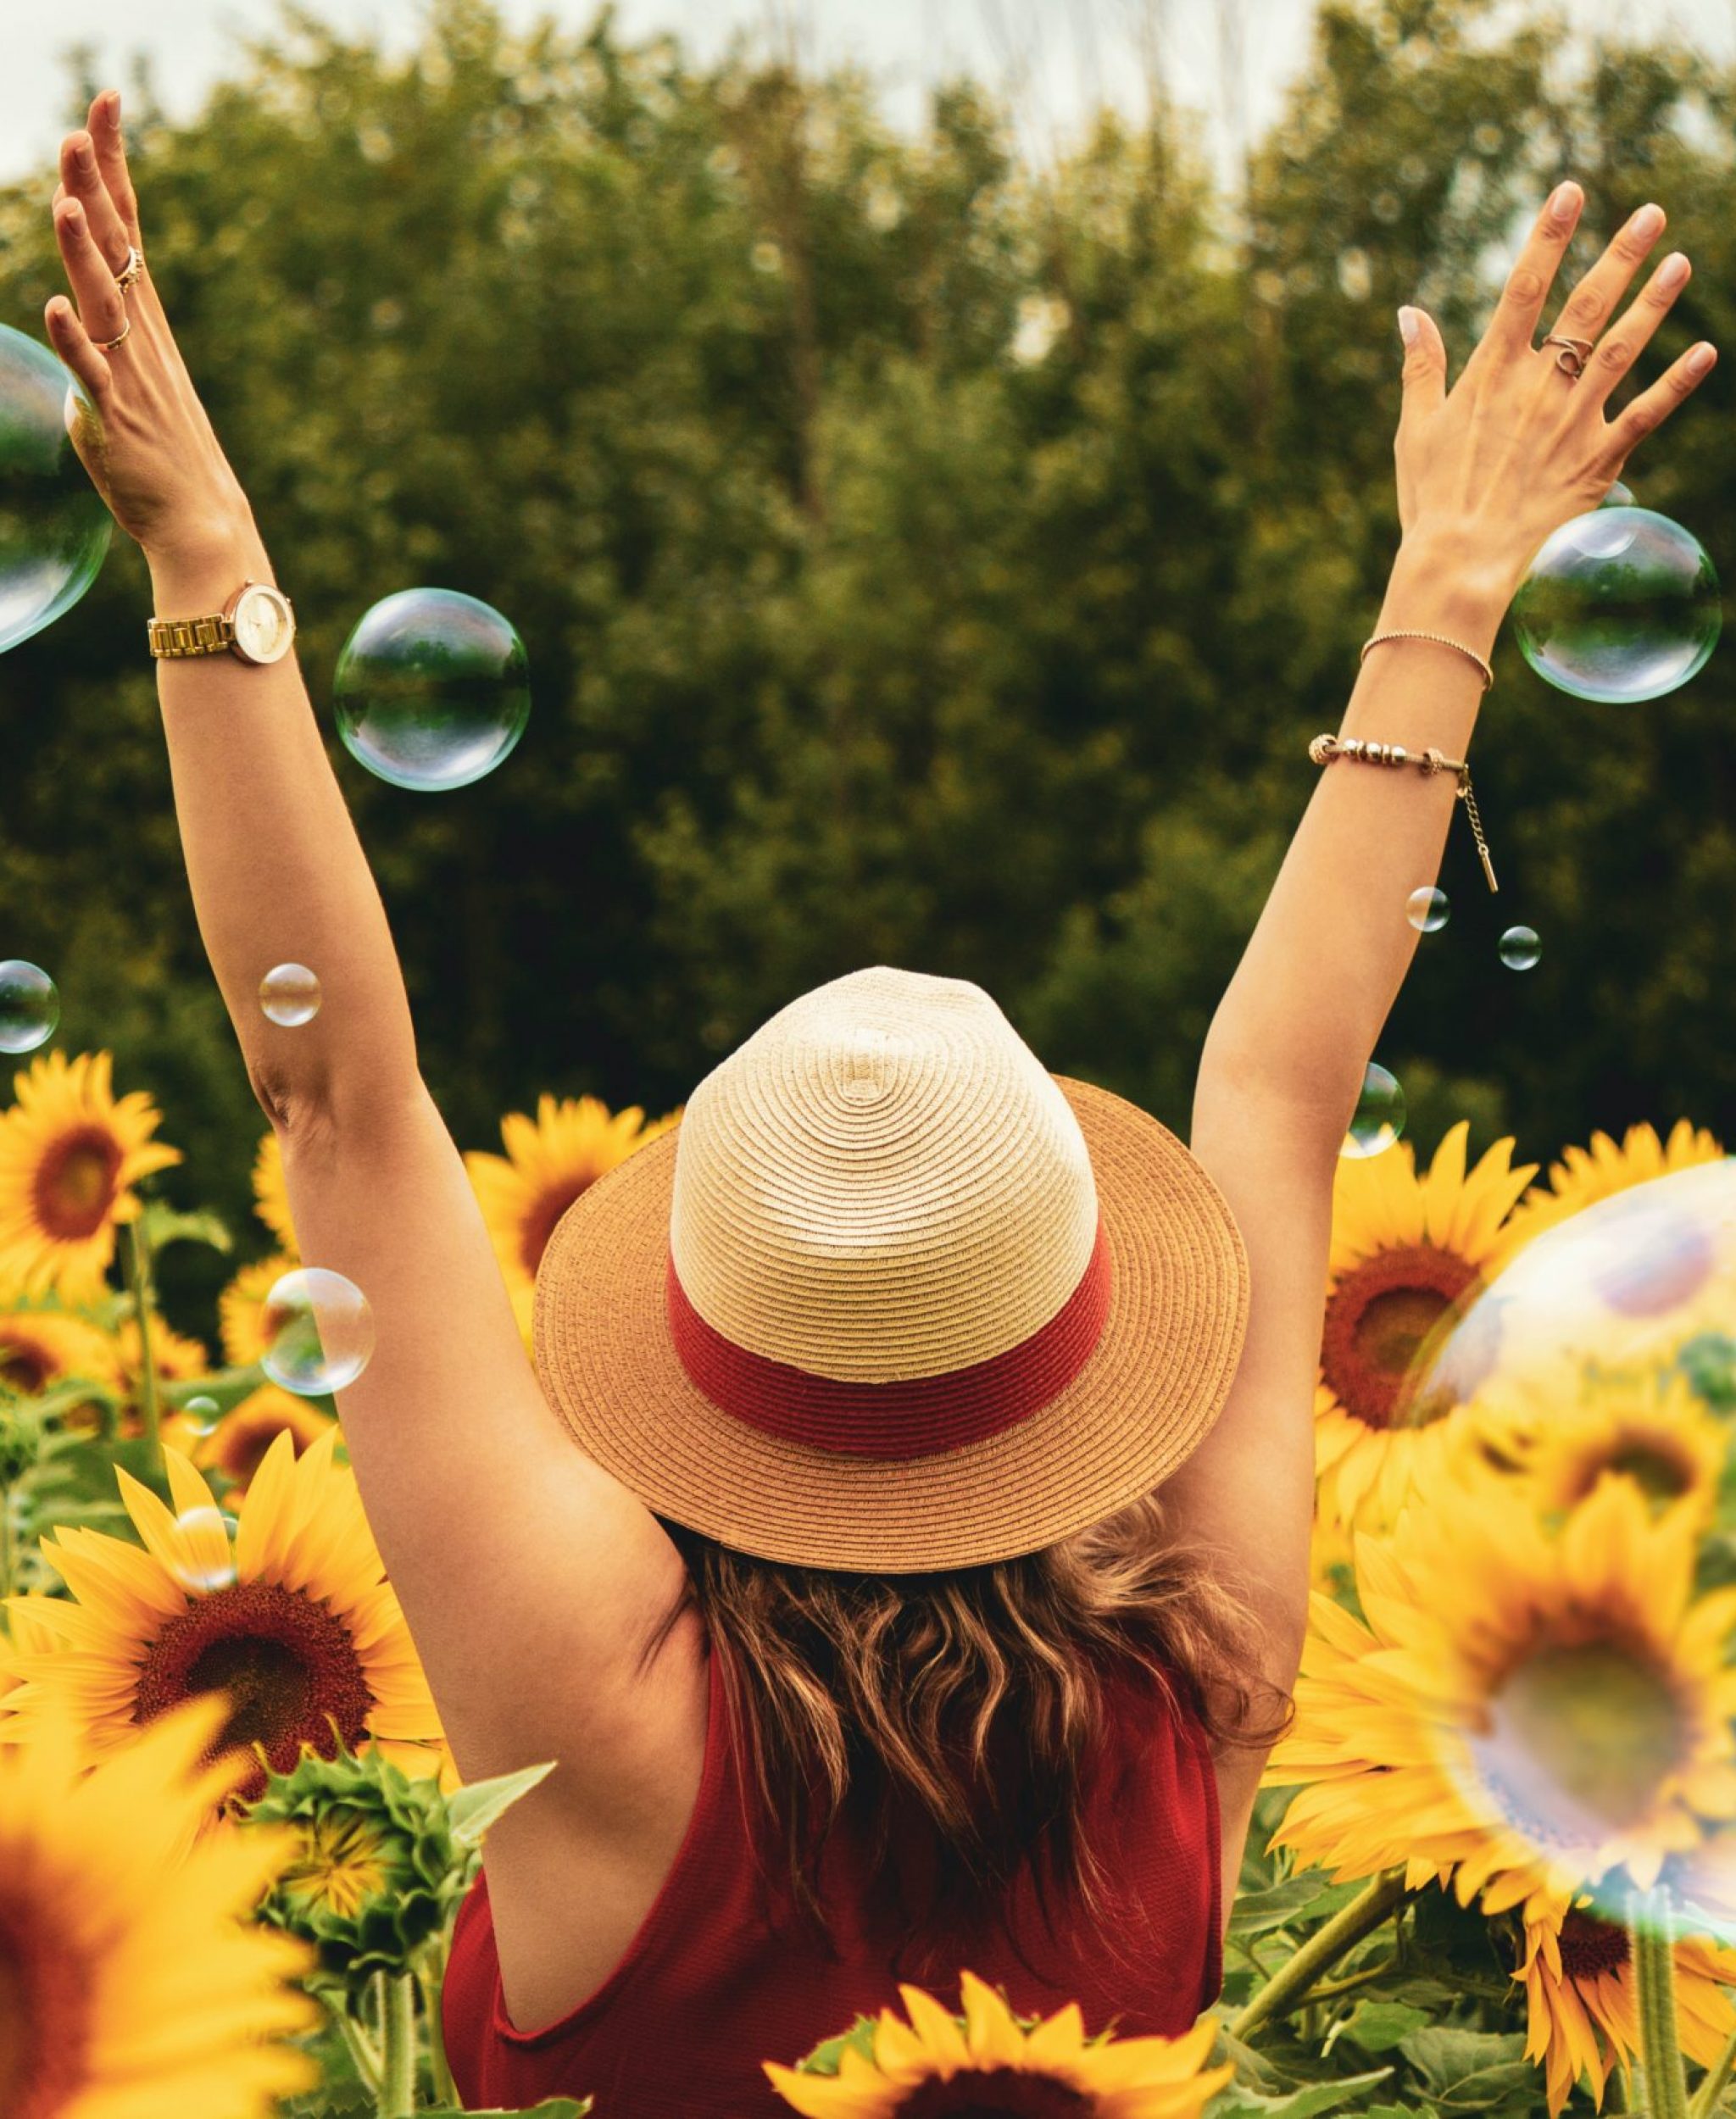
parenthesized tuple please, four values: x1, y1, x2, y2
(334, 2003, 383, 2099)
(376, 1970, 417, 2119)
(416, 1953, 457, 2109)
(1228, 1870, 1410, 2041)
(1689, 2022, 1736, 2119)
(123, 1218, 162, 1477)
(0, 1483, 12, 1603)
(1305, 1956, 1398, 2003)
(1632, 1886, 1690, 2119)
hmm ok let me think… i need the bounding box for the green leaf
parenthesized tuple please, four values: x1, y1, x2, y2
(1341, 1999, 1433, 2052)
(1227, 1872, 1347, 1937)
(446, 1759, 559, 1846)
(138, 1201, 234, 1256)
(1397, 2028, 1527, 2100)
(1209, 2070, 1392, 2116)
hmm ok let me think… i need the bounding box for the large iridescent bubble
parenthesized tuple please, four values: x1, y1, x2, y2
(0, 325, 111, 653)
(333, 587, 530, 792)
(1513, 507, 1719, 703)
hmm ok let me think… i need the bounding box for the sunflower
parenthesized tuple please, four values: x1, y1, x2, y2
(251, 1131, 297, 1252)
(109, 1311, 210, 1432)
(764, 1970, 1232, 2118)
(1495, 1372, 1728, 1528)
(1316, 1121, 1537, 1527)
(0, 1306, 120, 1400)
(1519, 1900, 1736, 2114)
(1494, 1120, 1725, 1269)
(1264, 1466, 1736, 1925)
(219, 1252, 297, 1367)
(193, 1386, 336, 1495)
(0, 1691, 316, 2119)
(1, 1427, 443, 1803)
(465, 1094, 678, 1323)
(0, 1052, 181, 1301)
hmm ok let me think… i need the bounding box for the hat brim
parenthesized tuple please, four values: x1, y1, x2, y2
(533, 1076, 1249, 1571)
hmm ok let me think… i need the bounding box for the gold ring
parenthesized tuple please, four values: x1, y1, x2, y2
(114, 244, 145, 294)
(1541, 331, 1595, 380)
(94, 314, 131, 352)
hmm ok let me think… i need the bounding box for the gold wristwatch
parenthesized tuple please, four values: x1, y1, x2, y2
(147, 581, 296, 666)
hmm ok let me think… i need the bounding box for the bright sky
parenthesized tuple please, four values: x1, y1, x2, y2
(5, 0, 1728, 191)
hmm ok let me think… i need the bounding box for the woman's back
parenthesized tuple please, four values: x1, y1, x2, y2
(442, 1637, 1222, 2117)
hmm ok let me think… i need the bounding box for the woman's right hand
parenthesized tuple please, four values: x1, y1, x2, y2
(45, 91, 256, 567)
(1392, 181, 1717, 603)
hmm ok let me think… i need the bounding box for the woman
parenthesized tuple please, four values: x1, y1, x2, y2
(42, 91, 1713, 2113)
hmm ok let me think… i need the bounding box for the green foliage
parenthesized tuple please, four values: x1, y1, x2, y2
(2, 0, 1733, 1315)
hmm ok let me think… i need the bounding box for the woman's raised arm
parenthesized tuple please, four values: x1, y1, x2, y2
(1165, 182, 1715, 1877)
(41, 96, 699, 1825)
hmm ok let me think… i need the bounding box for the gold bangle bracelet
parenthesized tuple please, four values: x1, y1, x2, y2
(1309, 732, 1499, 893)
(1360, 628, 1494, 692)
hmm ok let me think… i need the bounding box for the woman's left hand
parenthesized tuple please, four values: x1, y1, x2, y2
(45, 90, 256, 566)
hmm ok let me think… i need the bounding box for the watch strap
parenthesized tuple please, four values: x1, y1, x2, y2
(147, 611, 237, 659)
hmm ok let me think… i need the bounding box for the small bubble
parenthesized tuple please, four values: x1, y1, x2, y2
(261, 1267, 376, 1395)
(1500, 926, 1542, 971)
(0, 960, 58, 1053)
(259, 963, 322, 1027)
(183, 1393, 220, 1437)
(1342, 1061, 1406, 1159)
(1406, 886, 1449, 932)
(170, 1504, 237, 1593)
(334, 587, 531, 793)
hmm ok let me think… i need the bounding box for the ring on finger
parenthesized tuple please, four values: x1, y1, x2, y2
(94, 314, 131, 352)
(1541, 331, 1595, 380)
(114, 244, 145, 294)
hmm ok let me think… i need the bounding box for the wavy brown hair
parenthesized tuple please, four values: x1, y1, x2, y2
(643, 1491, 1291, 1972)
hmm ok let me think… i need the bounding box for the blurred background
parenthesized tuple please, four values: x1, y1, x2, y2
(3, 0, 1733, 1328)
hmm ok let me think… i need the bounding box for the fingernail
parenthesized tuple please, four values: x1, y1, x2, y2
(73, 137, 95, 171)
(1657, 251, 1689, 291)
(1550, 180, 1582, 221)
(1631, 203, 1665, 242)
(1397, 305, 1420, 346)
(1688, 343, 1717, 375)
(63, 201, 83, 229)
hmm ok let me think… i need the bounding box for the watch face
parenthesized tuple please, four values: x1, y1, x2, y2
(232, 586, 294, 665)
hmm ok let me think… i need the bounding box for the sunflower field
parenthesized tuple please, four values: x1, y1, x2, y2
(3, 1036, 1736, 2118)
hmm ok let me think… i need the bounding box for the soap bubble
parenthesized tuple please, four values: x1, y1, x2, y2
(1500, 926, 1541, 971)
(1513, 508, 1719, 702)
(260, 1267, 375, 1395)
(0, 960, 58, 1054)
(1406, 886, 1449, 933)
(1342, 1062, 1405, 1160)
(334, 587, 530, 791)
(1385, 1159, 1736, 1931)
(1600, 479, 1634, 509)
(259, 963, 321, 1027)
(170, 1505, 237, 1593)
(0, 324, 112, 653)
(182, 1393, 220, 1437)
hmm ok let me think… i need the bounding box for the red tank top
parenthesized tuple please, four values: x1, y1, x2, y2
(443, 1647, 1221, 2116)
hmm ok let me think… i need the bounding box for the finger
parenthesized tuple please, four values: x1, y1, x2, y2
(88, 90, 142, 247)
(1601, 340, 1717, 470)
(1578, 248, 1692, 409)
(53, 198, 128, 349)
(1395, 305, 1448, 424)
(44, 295, 114, 413)
(1544, 200, 1668, 376)
(1486, 181, 1584, 358)
(59, 128, 133, 277)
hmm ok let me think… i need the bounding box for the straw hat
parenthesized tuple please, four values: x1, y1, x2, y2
(534, 966, 1249, 1571)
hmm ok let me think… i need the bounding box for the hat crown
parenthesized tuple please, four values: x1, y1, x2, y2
(669, 966, 1099, 1380)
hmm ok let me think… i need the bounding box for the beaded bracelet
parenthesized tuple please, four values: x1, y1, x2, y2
(1308, 731, 1499, 892)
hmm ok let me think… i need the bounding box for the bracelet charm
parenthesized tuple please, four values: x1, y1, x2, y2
(1309, 731, 1499, 893)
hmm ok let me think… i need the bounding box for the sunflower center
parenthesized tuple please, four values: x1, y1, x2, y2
(1321, 1245, 1482, 1429)
(281, 1808, 394, 1921)
(1570, 1436, 1696, 1505)
(895, 2069, 1094, 2119)
(30, 1126, 124, 1243)
(519, 1174, 598, 1278)
(132, 1579, 376, 1801)
(1468, 1636, 1686, 1849)
(0, 1883, 91, 2119)
(1558, 1908, 1631, 1981)
(0, 1340, 51, 1396)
